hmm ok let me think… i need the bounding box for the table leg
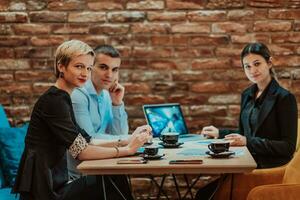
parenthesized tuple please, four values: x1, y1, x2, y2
(182, 175, 202, 200)
(172, 174, 182, 200)
(154, 175, 169, 200)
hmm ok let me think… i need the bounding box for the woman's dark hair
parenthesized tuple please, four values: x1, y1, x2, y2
(241, 42, 276, 79)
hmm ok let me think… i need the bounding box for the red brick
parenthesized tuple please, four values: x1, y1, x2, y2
(167, 94, 208, 105)
(273, 56, 300, 67)
(174, 47, 214, 58)
(0, 36, 28, 47)
(0, 48, 14, 58)
(33, 82, 52, 94)
(271, 33, 300, 43)
(123, 60, 147, 70)
(231, 33, 270, 44)
(131, 35, 149, 46)
(208, 94, 240, 104)
(131, 23, 170, 34)
(148, 11, 186, 21)
(108, 11, 145, 22)
(215, 47, 242, 56)
(186, 118, 212, 132)
(47, 1, 85, 10)
(295, 22, 300, 31)
(30, 11, 67, 22)
(26, 1, 47, 10)
(131, 71, 172, 81)
(15, 70, 55, 81)
(269, 9, 300, 19)
(254, 21, 292, 32)
(0, 59, 30, 70)
(0, 83, 32, 95)
(127, 0, 164, 10)
(124, 95, 165, 105)
(172, 35, 188, 46)
(189, 105, 227, 117)
(151, 35, 172, 46)
(214, 117, 238, 128)
(154, 82, 189, 92)
(206, 0, 244, 9)
(125, 106, 145, 118)
(192, 58, 231, 69)
(228, 105, 241, 116)
(124, 83, 151, 94)
(132, 47, 172, 58)
(15, 47, 52, 58)
(212, 22, 249, 33)
(166, 0, 205, 10)
(173, 71, 211, 81)
(247, 0, 284, 8)
(0, 24, 12, 35)
(116, 46, 131, 57)
(0, 0, 9, 11)
(90, 24, 129, 35)
(268, 44, 296, 56)
(52, 24, 89, 34)
(287, 1, 300, 8)
(191, 82, 231, 93)
(230, 80, 253, 93)
(212, 69, 246, 80)
(149, 60, 177, 69)
(188, 11, 226, 21)
(190, 35, 229, 45)
(109, 36, 131, 46)
(87, 2, 124, 10)
(13, 24, 50, 35)
(30, 36, 66, 47)
(0, 95, 11, 105)
(9, 2, 26, 11)
(0, 12, 27, 23)
(5, 106, 31, 117)
(128, 119, 148, 130)
(0, 73, 13, 82)
(172, 23, 210, 33)
(70, 35, 107, 47)
(69, 12, 106, 22)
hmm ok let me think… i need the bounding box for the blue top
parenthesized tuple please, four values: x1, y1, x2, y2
(71, 80, 129, 139)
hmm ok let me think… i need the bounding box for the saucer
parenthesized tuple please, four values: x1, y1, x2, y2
(142, 153, 165, 160)
(206, 151, 235, 158)
(159, 142, 184, 148)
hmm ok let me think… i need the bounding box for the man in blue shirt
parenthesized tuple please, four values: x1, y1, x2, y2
(68, 45, 129, 179)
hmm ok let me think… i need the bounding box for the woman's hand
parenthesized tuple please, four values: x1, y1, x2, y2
(225, 134, 247, 146)
(127, 125, 152, 154)
(201, 125, 219, 139)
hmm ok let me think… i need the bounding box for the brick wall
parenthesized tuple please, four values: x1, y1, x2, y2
(1, 0, 300, 131)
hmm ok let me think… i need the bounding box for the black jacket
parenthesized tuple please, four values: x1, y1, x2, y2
(220, 79, 298, 168)
(13, 86, 91, 200)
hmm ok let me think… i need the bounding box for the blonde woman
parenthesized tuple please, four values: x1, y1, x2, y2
(13, 40, 151, 200)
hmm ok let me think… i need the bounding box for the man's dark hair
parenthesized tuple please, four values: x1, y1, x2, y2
(94, 45, 120, 58)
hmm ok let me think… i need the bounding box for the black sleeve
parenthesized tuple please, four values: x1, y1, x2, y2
(246, 93, 298, 157)
(42, 93, 91, 148)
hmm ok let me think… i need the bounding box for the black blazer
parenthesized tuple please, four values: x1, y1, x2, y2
(220, 79, 298, 168)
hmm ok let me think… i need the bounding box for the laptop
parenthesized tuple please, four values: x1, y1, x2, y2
(143, 103, 203, 141)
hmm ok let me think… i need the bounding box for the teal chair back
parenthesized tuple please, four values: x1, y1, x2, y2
(0, 105, 10, 128)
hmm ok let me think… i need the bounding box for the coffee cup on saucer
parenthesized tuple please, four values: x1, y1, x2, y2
(144, 145, 159, 156)
(159, 132, 179, 144)
(208, 141, 230, 154)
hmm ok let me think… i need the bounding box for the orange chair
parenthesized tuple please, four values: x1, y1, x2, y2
(214, 118, 300, 200)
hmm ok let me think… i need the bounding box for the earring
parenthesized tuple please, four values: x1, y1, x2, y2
(59, 72, 64, 78)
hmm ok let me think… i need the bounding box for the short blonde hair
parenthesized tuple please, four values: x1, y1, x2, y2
(54, 40, 95, 78)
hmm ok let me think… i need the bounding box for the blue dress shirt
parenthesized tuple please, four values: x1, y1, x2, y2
(71, 80, 129, 139)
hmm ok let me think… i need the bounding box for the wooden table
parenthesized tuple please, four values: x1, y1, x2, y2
(78, 140, 257, 175)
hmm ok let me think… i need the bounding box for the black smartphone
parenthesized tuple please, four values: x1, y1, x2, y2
(117, 159, 148, 164)
(169, 159, 203, 164)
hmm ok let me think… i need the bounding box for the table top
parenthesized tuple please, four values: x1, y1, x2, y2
(77, 139, 257, 175)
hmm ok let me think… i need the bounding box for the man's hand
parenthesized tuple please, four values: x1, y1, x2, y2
(109, 80, 125, 106)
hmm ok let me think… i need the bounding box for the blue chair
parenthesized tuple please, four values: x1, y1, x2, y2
(0, 105, 10, 128)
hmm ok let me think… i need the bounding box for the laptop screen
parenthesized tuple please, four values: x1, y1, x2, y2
(143, 103, 189, 137)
